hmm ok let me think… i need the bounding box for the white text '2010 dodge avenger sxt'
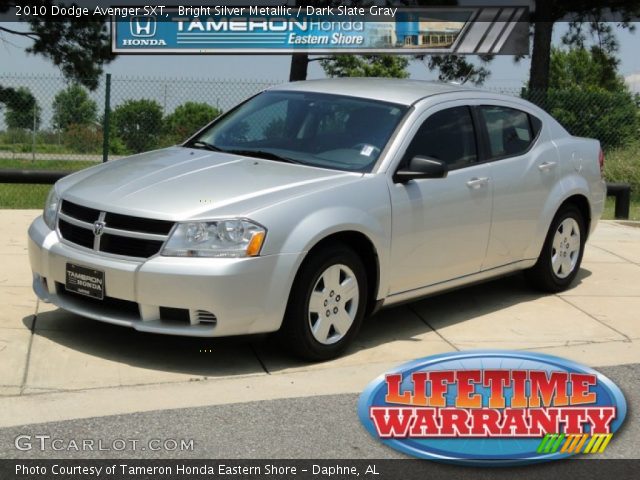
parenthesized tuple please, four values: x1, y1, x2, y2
(28, 79, 606, 360)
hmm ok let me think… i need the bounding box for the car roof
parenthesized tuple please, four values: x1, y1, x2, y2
(267, 78, 481, 105)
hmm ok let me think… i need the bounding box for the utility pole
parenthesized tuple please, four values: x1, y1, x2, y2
(102, 73, 112, 163)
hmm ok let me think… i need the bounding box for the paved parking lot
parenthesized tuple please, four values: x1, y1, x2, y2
(1, 210, 639, 428)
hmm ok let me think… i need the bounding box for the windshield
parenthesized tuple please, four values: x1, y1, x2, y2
(188, 90, 408, 172)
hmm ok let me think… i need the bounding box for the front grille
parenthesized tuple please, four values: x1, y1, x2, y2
(59, 219, 94, 249)
(57, 200, 175, 259)
(101, 233, 165, 258)
(60, 201, 100, 223)
(104, 211, 173, 235)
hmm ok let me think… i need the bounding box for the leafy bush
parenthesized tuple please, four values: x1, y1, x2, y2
(108, 135, 129, 155)
(111, 99, 163, 153)
(544, 88, 640, 150)
(163, 102, 222, 144)
(527, 47, 640, 150)
(523, 87, 640, 150)
(52, 84, 98, 131)
(604, 142, 640, 194)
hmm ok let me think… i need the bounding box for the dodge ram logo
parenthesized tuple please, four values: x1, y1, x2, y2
(93, 221, 106, 237)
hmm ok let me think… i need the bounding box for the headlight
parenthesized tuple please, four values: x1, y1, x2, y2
(162, 219, 266, 258)
(43, 187, 60, 230)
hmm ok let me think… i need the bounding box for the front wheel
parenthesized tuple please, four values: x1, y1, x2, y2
(525, 205, 586, 292)
(280, 244, 368, 361)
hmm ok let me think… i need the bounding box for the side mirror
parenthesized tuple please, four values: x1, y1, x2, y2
(393, 156, 448, 183)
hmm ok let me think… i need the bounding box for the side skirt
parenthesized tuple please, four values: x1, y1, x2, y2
(381, 259, 537, 308)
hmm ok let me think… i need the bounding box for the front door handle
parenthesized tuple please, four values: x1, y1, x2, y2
(538, 161, 557, 172)
(466, 177, 489, 189)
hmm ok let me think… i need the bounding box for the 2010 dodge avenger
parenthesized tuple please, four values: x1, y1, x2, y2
(28, 79, 606, 360)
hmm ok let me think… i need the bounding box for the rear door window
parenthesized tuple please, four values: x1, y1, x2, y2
(479, 106, 539, 159)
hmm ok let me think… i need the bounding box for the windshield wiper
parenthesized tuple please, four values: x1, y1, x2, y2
(224, 149, 302, 164)
(187, 142, 303, 164)
(185, 140, 226, 152)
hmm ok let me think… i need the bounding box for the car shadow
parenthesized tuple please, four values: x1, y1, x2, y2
(23, 309, 270, 378)
(23, 269, 592, 380)
(402, 268, 592, 333)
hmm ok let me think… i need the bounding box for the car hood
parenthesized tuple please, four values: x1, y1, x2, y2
(58, 147, 362, 220)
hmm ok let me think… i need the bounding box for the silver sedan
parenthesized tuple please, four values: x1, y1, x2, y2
(28, 78, 606, 360)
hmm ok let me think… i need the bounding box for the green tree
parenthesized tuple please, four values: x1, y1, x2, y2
(0, 1, 114, 140)
(112, 100, 164, 153)
(164, 102, 222, 142)
(539, 47, 640, 149)
(0, 1, 114, 90)
(421, 54, 494, 85)
(2, 87, 41, 130)
(529, 1, 640, 96)
(548, 47, 624, 92)
(52, 84, 98, 131)
(320, 55, 410, 78)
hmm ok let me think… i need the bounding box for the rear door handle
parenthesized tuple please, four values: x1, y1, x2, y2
(538, 161, 557, 171)
(466, 177, 489, 189)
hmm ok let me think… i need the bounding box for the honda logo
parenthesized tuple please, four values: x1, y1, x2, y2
(93, 221, 106, 237)
(130, 17, 156, 37)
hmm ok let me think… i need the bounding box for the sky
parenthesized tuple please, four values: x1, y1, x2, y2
(1, 22, 639, 90)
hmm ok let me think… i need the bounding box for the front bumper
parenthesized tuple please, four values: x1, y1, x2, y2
(28, 216, 301, 337)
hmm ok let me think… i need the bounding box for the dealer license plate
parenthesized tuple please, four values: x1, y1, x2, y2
(65, 263, 105, 300)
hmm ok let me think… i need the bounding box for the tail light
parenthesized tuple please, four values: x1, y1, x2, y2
(598, 148, 605, 175)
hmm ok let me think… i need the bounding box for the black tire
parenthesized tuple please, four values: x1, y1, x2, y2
(525, 204, 586, 293)
(280, 243, 368, 361)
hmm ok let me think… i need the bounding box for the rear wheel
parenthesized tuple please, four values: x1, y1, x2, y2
(525, 205, 586, 292)
(280, 244, 367, 361)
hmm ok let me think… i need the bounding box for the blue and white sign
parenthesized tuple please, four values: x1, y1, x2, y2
(112, 7, 528, 54)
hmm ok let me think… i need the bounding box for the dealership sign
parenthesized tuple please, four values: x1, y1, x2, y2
(358, 351, 626, 465)
(112, 6, 528, 54)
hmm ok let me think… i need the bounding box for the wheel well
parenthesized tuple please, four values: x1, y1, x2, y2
(307, 231, 380, 316)
(560, 194, 591, 236)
